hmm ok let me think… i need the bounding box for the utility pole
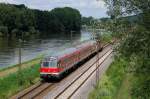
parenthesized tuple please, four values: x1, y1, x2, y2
(91, 20, 100, 85)
(18, 38, 22, 72)
(18, 32, 23, 85)
(71, 30, 73, 43)
(95, 34, 101, 84)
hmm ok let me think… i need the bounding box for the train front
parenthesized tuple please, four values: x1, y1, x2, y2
(40, 57, 61, 79)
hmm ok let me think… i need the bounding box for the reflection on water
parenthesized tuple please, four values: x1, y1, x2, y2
(0, 30, 92, 68)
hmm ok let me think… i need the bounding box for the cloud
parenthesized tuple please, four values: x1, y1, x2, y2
(0, 0, 17, 4)
(0, 0, 108, 18)
(91, 0, 105, 8)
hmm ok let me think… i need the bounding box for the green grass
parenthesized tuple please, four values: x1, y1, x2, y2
(101, 32, 113, 43)
(0, 57, 42, 72)
(89, 57, 128, 99)
(116, 74, 132, 99)
(0, 64, 40, 99)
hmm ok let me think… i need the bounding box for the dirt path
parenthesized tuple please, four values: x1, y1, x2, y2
(116, 74, 133, 99)
(0, 58, 41, 78)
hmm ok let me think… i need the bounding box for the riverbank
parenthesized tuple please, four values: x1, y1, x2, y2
(0, 57, 42, 99)
(0, 64, 40, 99)
(0, 57, 42, 77)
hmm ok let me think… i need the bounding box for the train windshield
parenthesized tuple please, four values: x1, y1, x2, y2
(49, 59, 57, 67)
(42, 59, 57, 68)
(42, 62, 49, 68)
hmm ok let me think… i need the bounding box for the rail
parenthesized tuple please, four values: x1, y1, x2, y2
(54, 49, 112, 99)
(11, 43, 112, 99)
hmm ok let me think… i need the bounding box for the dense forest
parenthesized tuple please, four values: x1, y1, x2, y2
(0, 3, 81, 38)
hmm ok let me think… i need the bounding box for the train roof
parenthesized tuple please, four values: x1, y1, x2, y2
(43, 40, 96, 60)
(76, 40, 95, 49)
(54, 47, 77, 57)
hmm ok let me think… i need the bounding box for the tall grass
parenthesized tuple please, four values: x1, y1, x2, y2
(101, 32, 113, 43)
(0, 57, 41, 72)
(0, 64, 40, 99)
(89, 57, 128, 99)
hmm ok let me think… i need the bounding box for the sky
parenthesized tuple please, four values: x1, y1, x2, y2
(0, 0, 108, 18)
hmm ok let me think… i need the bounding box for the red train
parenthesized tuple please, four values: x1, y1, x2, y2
(40, 41, 102, 80)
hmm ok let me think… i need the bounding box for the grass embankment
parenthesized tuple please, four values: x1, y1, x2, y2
(116, 74, 133, 99)
(0, 58, 41, 77)
(0, 64, 40, 99)
(101, 32, 113, 44)
(89, 57, 130, 99)
(0, 57, 42, 99)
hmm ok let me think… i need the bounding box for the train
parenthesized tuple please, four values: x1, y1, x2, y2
(40, 41, 102, 80)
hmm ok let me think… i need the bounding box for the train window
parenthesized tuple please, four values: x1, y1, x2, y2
(42, 62, 49, 68)
(42, 59, 57, 68)
(49, 59, 57, 67)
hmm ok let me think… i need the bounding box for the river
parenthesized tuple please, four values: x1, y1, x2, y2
(0, 30, 92, 69)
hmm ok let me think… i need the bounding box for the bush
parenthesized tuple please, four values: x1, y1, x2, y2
(0, 26, 8, 36)
(89, 75, 115, 99)
(89, 57, 128, 99)
(101, 32, 113, 43)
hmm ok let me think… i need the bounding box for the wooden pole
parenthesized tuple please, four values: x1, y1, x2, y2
(18, 39, 22, 72)
(91, 21, 100, 85)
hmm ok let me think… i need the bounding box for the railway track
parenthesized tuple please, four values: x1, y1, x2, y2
(50, 49, 113, 99)
(11, 43, 112, 99)
(11, 82, 54, 99)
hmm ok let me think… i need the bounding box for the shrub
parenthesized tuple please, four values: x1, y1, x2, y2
(89, 57, 128, 99)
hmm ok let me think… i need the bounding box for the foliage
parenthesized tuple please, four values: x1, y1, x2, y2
(0, 26, 8, 36)
(89, 75, 114, 99)
(0, 64, 40, 99)
(131, 76, 150, 99)
(101, 32, 113, 43)
(0, 3, 81, 38)
(82, 16, 112, 30)
(82, 16, 94, 25)
(89, 57, 128, 99)
(51, 7, 81, 32)
(103, 0, 150, 98)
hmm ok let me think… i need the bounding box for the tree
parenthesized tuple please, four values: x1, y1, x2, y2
(0, 26, 8, 36)
(82, 16, 94, 26)
(103, 0, 150, 98)
(51, 7, 81, 32)
(0, 3, 82, 37)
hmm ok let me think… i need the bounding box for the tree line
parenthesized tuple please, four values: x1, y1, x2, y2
(0, 3, 81, 38)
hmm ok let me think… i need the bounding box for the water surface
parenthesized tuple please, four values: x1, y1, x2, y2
(0, 30, 92, 69)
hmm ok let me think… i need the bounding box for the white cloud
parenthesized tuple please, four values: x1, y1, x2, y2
(79, 1, 87, 8)
(0, 0, 17, 4)
(91, 0, 105, 8)
(69, 0, 106, 9)
(0, 0, 106, 9)
(0, 0, 107, 18)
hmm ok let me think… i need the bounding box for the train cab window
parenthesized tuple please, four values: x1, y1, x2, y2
(42, 62, 49, 68)
(49, 59, 57, 67)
